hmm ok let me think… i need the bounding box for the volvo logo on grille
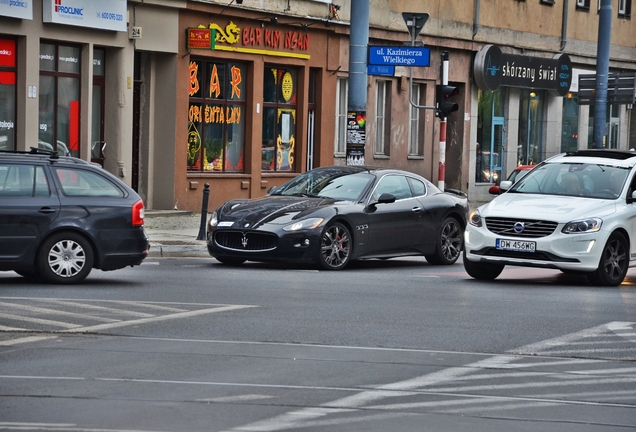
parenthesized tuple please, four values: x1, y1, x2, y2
(241, 235, 248, 248)
(243, 223, 250, 228)
(513, 222, 525, 233)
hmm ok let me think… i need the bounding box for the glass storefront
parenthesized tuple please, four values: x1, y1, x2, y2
(561, 93, 579, 153)
(262, 66, 298, 172)
(0, 38, 16, 151)
(39, 42, 81, 158)
(476, 88, 505, 183)
(187, 59, 246, 172)
(518, 89, 545, 166)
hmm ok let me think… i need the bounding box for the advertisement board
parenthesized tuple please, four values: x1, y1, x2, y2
(0, 0, 33, 20)
(43, 0, 126, 32)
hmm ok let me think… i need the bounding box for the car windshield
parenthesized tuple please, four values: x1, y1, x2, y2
(508, 168, 531, 184)
(273, 170, 374, 201)
(509, 162, 629, 199)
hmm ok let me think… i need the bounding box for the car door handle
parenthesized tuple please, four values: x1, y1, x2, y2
(411, 207, 422, 213)
(38, 207, 57, 214)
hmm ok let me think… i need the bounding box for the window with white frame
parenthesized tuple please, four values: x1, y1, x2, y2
(374, 80, 391, 156)
(409, 83, 425, 156)
(618, 0, 631, 17)
(576, 0, 590, 11)
(334, 77, 348, 155)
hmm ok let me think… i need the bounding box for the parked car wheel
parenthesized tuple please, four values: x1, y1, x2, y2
(463, 250, 504, 280)
(37, 232, 94, 284)
(587, 232, 629, 286)
(215, 256, 246, 266)
(318, 222, 351, 270)
(426, 217, 463, 265)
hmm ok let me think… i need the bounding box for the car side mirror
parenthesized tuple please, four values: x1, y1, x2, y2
(488, 185, 500, 195)
(499, 180, 512, 192)
(628, 190, 636, 204)
(377, 192, 396, 204)
(267, 186, 277, 195)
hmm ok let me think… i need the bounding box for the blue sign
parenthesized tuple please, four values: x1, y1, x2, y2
(368, 46, 430, 67)
(367, 65, 395, 76)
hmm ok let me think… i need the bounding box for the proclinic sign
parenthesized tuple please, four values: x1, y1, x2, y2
(0, 0, 33, 20)
(43, 0, 126, 32)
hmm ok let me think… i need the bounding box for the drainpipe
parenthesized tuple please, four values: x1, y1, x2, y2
(560, 0, 569, 51)
(473, 0, 480, 39)
(594, 0, 612, 149)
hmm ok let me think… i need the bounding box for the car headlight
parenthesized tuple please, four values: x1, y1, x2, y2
(208, 211, 218, 228)
(562, 218, 602, 234)
(468, 210, 483, 227)
(283, 218, 324, 232)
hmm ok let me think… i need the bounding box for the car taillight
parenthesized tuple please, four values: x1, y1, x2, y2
(132, 200, 145, 226)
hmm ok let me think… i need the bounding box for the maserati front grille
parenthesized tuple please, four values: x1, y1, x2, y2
(214, 230, 277, 251)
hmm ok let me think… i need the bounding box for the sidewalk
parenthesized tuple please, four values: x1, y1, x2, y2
(144, 210, 209, 257)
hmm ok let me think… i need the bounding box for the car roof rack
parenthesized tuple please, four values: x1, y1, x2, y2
(29, 147, 59, 159)
(566, 150, 636, 161)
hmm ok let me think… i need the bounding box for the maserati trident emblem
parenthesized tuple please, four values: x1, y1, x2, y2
(513, 222, 525, 233)
(241, 235, 248, 248)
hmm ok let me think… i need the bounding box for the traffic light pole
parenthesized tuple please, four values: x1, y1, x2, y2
(438, 51, 449, 190)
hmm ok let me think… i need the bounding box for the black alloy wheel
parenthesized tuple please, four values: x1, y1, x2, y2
(587, 232, 629, 286)
(318, 222, 351, 270)
(37, 232, 94, 284)
(426, 217, 463, 265)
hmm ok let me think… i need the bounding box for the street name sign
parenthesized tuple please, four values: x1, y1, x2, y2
(368, 46, 430, 67)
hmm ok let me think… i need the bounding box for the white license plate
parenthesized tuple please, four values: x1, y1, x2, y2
(496, 239, 536, 252)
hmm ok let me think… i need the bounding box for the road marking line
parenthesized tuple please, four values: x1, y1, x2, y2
(0, 324, 26, 331)
(43, 300, 156, 318)
(0, 301, 121, 323)
(61, 305, 256, 333)
(0, 313, 82, 329)
(422, 376, 636, 393)
(0, 336, 58, 346)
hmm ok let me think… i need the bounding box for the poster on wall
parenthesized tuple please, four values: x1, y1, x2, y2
(346, 111, 366, 165)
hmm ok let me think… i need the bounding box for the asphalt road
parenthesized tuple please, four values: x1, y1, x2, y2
(1, 257, 635, 432)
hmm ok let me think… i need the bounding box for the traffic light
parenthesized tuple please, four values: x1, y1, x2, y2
(436, 84, 459, 118)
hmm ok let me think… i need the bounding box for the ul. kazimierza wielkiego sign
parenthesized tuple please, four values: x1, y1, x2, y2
(474, 44, 572, 96)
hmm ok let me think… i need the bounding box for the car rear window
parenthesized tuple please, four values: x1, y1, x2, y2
(54, 167, 124, 197)
(0, 164, 50, 198)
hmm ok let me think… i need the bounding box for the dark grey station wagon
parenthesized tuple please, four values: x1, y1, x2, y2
(0, 149, 149, 284)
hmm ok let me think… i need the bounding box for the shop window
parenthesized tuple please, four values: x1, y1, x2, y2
(334, 77, 348, 156)
(576, 0, 591, 11)
(262, 66, 298, 172)
(561, 93, 579, 153)
(476, 88, 505, 183)
(187, 59, 246, 172)
(39, 42, 81, 158)
(518, 89, 545, 165)
(0, 38, 16, 151)
(618, 0, 631, 18)
(374, 80, 391, 157)
(588, 104, 620, 149)
(409, 83, 425, 157)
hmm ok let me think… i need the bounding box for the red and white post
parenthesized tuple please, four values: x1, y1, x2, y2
(438, 51, 449, 191)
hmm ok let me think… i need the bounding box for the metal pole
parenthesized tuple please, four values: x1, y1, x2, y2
(196, 183, 210, 240)
(438, 51, 449, 190)
(594, 0, 612, 149)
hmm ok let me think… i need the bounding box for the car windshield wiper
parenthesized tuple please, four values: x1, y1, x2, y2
(287, 192, 320, 198)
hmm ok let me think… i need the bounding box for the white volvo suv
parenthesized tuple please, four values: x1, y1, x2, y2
(464, 150, 636, 286)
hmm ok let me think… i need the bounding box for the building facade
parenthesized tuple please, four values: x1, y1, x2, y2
(2, 0, 635, 212)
